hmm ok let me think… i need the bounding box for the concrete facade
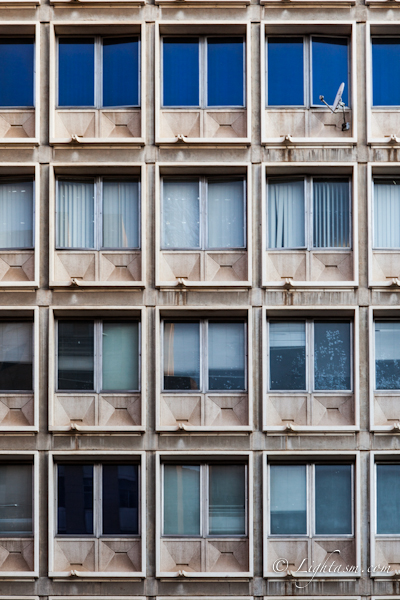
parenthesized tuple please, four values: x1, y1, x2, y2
(2, 0, 400, 599)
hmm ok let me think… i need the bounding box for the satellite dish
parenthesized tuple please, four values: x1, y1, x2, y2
(332, 82, 345, 112)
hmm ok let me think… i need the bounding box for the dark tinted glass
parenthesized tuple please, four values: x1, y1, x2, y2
(315, 465, 352, 534)
(314, 321, 351, 390)
(270, 465, 307, 535)
(267, 38, 303, 106)
(207, 38, 244, 107)
(312, 37, 348, 106)
(372, 39, 400, 106)
(58, 38, 95, 107)
(377, 464, 400, 533)
(163, 38, 199, 106)
(269, 322, 306, 390)
(0, 464, 32, 535)
(375, 321, 400, 389)
(57, 464, 93, 535)
(103, 465, 139, 535)
(0, 39, 34, 107)
(103, 37, 139, 107)
(209, 464, 245, 535)
(0, 322, 32, 391)
(57, 321, 94, 390)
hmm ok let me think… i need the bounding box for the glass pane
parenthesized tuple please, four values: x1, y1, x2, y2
(103, 180, 139, 249)
(313, 179, 350, 248)
(163, 38, 199, 107)
(207, 180, 245, 248)
(162, 180, 200, 249)
(377, 464, 400, 534)
(209, 465, 245, 535)
(374, 179, 400, 248)
(58, 321, 94, 390)
(268, 179, 305, 248)
(57, 464, 93, 535)
(315, 464, 352, 534)
(207, 38, 244, 107)
(372, 39, 400, 106)
(0, 180, 33, 248)
(312, 37, 349, 106)
(208, 322, 245, 390)
(269, 322, 306, 390)
(0, 322, 32, 391)
(0, 39, 34, 107)
(103, 465, 139, 535)
(103, 37, 139, 107)
(0, 465, 32, 535)
(375, 321, 400, 389)
(102, 322, 139, 391)
(57, 180, 95, 249)
(267, 38, 303, 106)
(163, 464, 200, 535)
(270, 465, 307, 534)
(58, 38, 95, 107)
(163, 322, 200, 390)
(314, 322, 351, 390)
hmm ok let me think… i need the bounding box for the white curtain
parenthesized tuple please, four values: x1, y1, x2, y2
(162, 180, 200, 249)
(0, 181, 33, 248)
(103, 181, 139, 249)
(374, 180, 400, 248)
(207, 180, 245, 248)
(102, 322, 139, 391)
(313, 179, 350, 248)
(57, 180, 94, 248)
(268, 180, 305, 248)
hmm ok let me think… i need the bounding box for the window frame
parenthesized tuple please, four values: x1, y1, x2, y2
(56, 34, 141, 110)
(55, 461, 141, 539)
(55, 175, 141, 251)
(55, 317, 141, 393)
(160, 175, 247, 251)
(161, 34, 246, 109)
(267, 317, 353, 393)
(267, 461, 354, 539)
(161, 317, 248, 393)
(161, 461, 248, 539)
(265, 34, 351, 109)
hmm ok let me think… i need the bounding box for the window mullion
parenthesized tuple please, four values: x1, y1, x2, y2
(95, 320, 102, 393)
(309, 464, 314, 538)
(305, 36, 310, 108)
(95, 464, 102, 538)
(203, 320, 208, 393)
(309, 320, 314, 393)
(203, 177, 208, 250)
(203, 464, 208, 538)
(96, 37, 102, 109)
(201, 37, 206, 109)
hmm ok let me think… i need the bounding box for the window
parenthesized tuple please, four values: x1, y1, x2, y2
(162, 177, 246, 250)
(269, 462, 353, 536)
(58, 37, 140, 108)
(376, 463, 400, 534)
(0, 322, 33, 391)
(372, 38, 400, 106)
(57, 462, 139, 536)
(163, 320, 246, 392)
(266, 36, 349, 107)
(374, 321, 400, 389)
(57, 320, 140, 392)
(0, 464, 32, 535)
(162, 462, 246, 536)
(268, 319, 352, 391)
(162, 37, 245, 108)
(373, 179, 400, 248)
(56, 178, 140, 250)
(0, 179, 34, 249)
(0, 38, 34, 107)
(267, 177, 351, 249)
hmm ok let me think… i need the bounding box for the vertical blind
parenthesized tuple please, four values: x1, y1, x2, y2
(0, 180, 33, 248)
(268, 179, 305, 248)
(374, 179, 400, 248)
(57, 180, 95, 248)
(313, 179, 350, 248)
(163, 464, 200, 535)
(103, 180, 139, 249)
(207, 180, 245, 248)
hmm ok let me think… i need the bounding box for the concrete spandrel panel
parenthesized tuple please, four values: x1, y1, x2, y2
(159, 251, 248, 286)
(54, 109, 141, 143)
(159, 109, 247, 142)
(0, 111, 35, 140)
(53, 393, 142, 430)
(53, 251, 142, 286)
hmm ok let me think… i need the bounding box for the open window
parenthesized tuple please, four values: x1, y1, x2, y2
(156, 24, 250, 144)
(156, 164, 251, 287)
(49, 164, 145, 287)
(156, 451, 253, 577)
(50, 24, 144, 145)
(49, 308, 145, 432)
(264, 451, 360, 578)
(262, 23, 356, 145)
(156, 308, 252, 431)
(49, 451, 145, 577)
